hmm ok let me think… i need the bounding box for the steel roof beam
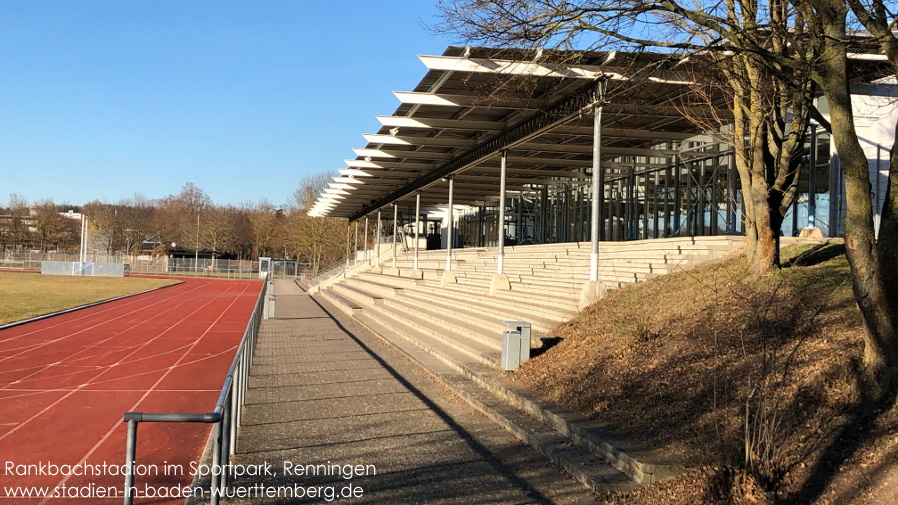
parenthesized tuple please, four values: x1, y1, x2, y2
(376, 115, 507, 131)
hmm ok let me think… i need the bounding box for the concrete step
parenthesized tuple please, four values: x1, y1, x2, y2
(407, 280, 575, 318)
(319, 288, 362, 316)
(460, 273, 587, 292)
(361, 301, 501, 366)
(452, 275, 584, 299)
(416, 280, 580, 314)
(379, 296, 514, 347)
(387, 259, 444, 270)
(355, 271, 422, 289)
(345, 277, 404, 298)
(397, 288, 561, 333)
(330, 283, 383, 308)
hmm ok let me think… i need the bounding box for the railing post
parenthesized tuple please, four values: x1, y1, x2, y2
(230, 371, 238, 452)
(237, 354, 244, 423)
(221, 394, 232, 490)
(210, 420, 223, 505)
(123, 419, 138, 505)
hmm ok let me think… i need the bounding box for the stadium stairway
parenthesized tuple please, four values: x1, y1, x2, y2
(318, 236, 744, 367)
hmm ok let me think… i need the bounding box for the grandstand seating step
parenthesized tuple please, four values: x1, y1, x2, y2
(414, 280, 580, 314)
(379, 296, 518, 345)
(330, 283, 383, 308)
(396, 289, 561, 333)
(319, 288, 362, 316)
(344, 277, 404, 298)
(359, 303, 501, 366)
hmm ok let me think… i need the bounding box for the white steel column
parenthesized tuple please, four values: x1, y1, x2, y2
(441, 176, 457, 287)
(590, 103, 602, 282)
(498, 150, 507, 274)
(414, 191, 421, 272)
(345, 222, 351, 270)
(375, 211, 382, 268)
(391, 203, 398, 269)
(808, 125, 818, 229)
(580, 81, 608, 309)
(363, 217, 369, 262)
(446, 176, 454, 271)
(490, 151, 511, 295)
(353, 222, 359, 264)
(80, 217, 86, 264)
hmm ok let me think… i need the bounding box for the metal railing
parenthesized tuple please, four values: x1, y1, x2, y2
(308, 258, 349, 287)
(130, 258, 261, 279)
(120, 276, 268, 505)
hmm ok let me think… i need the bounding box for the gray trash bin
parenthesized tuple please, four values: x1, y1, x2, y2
(264, 295, 276, 319)
(501, 321, 532, 371)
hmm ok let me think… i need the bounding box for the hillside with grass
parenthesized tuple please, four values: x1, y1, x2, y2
(515, 241, 898, 505)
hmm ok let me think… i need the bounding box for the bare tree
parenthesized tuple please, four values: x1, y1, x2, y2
(82, 201, 123, 254)
(4, 193, 30, 251)
(119, 194, 154, 255)
(32, 200, 70, 253)
(247, 200, 281, 258)
(175, 182, 212, 249)
(289, 174, 348, 275)
(202, 205, 238, 265)
(783, 0, 898, 394)
(437, 0, 898, 396)
(436, 0, 817, 272)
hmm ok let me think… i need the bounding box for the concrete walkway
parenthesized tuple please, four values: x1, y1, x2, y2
(224, 279, 596, 504)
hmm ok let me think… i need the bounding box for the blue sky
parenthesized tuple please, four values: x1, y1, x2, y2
(0, 1, 456, 207)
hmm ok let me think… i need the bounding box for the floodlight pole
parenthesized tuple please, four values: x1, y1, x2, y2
(195, 214, 200, 272)
(80, 216, 87, 264)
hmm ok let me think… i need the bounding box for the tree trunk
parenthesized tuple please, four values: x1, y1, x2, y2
(815, 4, 898, 395)
(745, 69, 781, 274)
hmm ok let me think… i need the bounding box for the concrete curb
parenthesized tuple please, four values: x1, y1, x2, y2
(456, 361, 684, 483)
(0, 281, 182, 331)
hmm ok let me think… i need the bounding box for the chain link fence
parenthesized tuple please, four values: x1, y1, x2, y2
(0, 250, 268, 279)
(1, 251, 128, 271)
(132, 257, 262, 279)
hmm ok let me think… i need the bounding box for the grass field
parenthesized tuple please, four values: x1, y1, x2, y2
(0, 273, 180, 326)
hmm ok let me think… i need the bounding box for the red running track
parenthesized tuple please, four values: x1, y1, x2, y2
(0, 278, 261, 504)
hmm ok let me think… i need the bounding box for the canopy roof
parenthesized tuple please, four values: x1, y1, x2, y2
(308, 47, 737, 220)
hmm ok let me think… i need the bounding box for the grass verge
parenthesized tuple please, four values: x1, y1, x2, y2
(515, 241, 897, 505)
(0, 272, 180, 325)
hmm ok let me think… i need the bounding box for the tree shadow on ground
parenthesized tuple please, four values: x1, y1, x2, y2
(783, 243, 846, 268)
(779, 385, 898, 505)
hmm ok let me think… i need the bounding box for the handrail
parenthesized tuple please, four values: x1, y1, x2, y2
(856, 133, 892, 153)
(310, 258, 348, 286)
(121, 275, 268, 505)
